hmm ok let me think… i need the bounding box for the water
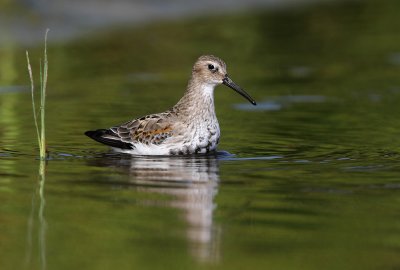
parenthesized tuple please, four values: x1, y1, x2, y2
(2, 0, 400, 269)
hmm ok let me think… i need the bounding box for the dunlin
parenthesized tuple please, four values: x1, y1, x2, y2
(85, 55, 256, 155)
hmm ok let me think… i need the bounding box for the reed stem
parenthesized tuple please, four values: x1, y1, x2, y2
(26, 29, 49, 161)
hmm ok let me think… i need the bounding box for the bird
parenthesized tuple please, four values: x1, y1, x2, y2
(85, 55, 256, 155)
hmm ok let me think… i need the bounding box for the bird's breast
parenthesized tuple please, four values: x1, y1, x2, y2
(189, 118, 220, 153)
(166, 116, 220, 155)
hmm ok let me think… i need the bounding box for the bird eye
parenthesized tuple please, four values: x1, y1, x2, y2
(208, 64, 215, 70)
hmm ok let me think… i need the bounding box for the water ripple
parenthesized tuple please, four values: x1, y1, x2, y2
(234, 95, 327, 111)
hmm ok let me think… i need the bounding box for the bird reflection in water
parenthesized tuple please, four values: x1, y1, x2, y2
(90, 152, 223, 262)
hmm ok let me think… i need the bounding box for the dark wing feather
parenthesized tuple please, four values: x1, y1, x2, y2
(84, 129, 133, 149)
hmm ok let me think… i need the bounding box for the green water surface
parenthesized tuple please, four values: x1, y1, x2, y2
(1, 1, 400, 269)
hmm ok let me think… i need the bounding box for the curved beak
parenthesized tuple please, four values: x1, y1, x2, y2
(222, 75, 256, 106)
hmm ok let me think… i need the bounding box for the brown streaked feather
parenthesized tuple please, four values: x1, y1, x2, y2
(109, 112, 175, 146)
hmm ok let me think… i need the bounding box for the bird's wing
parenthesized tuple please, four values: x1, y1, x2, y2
(85, 113, 175, 149)
(113, 114, 174, 145)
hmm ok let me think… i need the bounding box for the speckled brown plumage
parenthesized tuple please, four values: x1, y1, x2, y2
(110, 112, 174, 145)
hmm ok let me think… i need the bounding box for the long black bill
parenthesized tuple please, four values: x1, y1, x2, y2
(222, 75, 257, 105)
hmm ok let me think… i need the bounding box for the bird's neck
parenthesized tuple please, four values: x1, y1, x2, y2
(174, 77, 217, 120)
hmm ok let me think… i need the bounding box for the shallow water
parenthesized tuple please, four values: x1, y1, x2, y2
(2, 0, 400, 269)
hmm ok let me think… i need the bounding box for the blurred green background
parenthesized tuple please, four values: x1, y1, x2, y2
(1, 0, 400, 269)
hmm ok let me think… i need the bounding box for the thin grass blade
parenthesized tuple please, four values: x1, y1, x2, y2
(26, 51, 42, 149)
